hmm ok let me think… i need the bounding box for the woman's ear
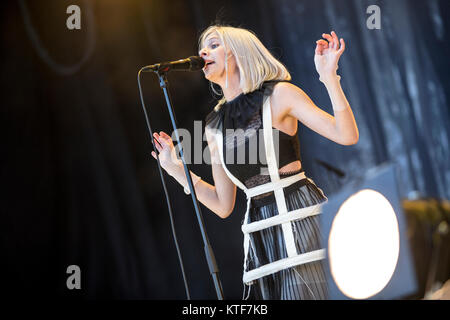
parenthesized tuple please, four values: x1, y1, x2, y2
(226, 54, 235, 61)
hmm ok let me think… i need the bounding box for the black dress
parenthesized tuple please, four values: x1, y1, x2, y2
(205, 80, 329, 300)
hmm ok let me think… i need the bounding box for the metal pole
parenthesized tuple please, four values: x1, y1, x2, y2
(156, 71, 224, 299)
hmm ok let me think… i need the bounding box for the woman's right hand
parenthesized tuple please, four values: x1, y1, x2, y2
(151, 131, 182, 175)
(151, 130, 236, 218)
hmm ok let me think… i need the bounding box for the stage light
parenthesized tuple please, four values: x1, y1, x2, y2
(328, 189, 400, 299)
(321, 163, 417, 299)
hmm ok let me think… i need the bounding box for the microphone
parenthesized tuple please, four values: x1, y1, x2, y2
(141, 56, 205, 73)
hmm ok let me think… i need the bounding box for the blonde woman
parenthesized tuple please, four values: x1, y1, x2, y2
(151, 25, 358, 300)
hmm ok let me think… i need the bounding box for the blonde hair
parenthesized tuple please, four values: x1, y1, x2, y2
(198, 25, 291, 99)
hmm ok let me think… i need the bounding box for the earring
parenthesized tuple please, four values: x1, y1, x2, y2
(225, 57, 228, 89)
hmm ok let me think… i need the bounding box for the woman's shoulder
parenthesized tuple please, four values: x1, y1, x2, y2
(263, 80, 302, 105)
(270, 80, 304, 105)
(268, 81, 304, 123)
(270, 80, 298, 94)
(262, 79, 291, 93)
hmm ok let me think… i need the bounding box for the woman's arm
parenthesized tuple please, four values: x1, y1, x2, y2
(321, 75, 359, 145)
(271, 80, 358, 146)
(270, 30, 358, 145)
(152, 131, 236, 219)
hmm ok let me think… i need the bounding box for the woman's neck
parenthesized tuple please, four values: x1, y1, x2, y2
(219, 72, 242, 102)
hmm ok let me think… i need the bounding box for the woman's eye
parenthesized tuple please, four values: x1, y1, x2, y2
(211, 43, 219, 49)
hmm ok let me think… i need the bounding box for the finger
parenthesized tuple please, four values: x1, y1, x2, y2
(159, 131, 173, 144)
(160, 131, 172, 140)
(315, 43, 322, 55)
(151, 151, 157, 159)
(331, 31, 339, 50)
(316, 39, 328, 47)
(154, 141, 162, 152)
(322, 33, 333, 41)
(337, 38, 346, 56)
(322, 33, 333, 47)
(157, 135, 170, 147)
(315, 41, 325, 54)
(153, 132, 167, 147)
(153, 136, 163, 151)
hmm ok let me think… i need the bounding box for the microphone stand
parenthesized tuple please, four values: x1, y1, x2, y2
(138, 68, 224, 300)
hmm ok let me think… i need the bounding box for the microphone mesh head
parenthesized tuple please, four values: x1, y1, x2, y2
(188, 56, 205, 71)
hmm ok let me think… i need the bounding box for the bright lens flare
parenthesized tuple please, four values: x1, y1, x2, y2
(328, 189, 400, 299)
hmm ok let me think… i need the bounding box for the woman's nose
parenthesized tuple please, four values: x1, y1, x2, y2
(199, 48, 208, 57)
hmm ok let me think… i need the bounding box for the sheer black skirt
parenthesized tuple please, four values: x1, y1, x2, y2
(244, 176, 329, 300)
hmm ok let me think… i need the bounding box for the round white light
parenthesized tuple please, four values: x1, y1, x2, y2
(328, 189, 400, 299)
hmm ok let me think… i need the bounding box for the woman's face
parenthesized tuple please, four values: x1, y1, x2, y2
(199, 33, 235, 84)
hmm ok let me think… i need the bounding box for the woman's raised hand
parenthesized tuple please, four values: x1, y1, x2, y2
(151, 131, 182, 174)
(314, 30, 345, 83)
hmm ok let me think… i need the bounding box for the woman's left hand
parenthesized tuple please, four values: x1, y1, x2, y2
(314, 30, 345, 83)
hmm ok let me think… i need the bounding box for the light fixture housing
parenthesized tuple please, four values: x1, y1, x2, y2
(320, 163, 417, 299)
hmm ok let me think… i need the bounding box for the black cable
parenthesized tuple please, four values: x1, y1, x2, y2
(137, 70, 191, 300)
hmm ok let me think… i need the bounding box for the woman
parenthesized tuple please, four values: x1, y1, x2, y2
(151, 25, 358, 300)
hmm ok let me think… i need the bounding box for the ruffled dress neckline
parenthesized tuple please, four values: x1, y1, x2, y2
(206, 80, 288, 129)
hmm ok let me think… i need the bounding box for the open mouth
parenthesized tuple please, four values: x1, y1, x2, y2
(204, 61, 215, 68)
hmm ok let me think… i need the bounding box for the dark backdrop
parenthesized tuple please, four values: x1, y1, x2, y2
(1, 0, 449, 299)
